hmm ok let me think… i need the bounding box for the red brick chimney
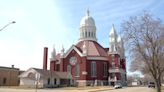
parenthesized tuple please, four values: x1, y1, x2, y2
(43, 47, 48, 70)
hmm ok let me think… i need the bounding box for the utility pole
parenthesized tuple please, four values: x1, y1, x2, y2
(35, 73, 40, 92)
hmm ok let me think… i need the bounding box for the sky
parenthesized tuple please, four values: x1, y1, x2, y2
(0, 0, 164, 75)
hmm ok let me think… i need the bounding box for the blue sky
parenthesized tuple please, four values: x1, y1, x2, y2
(0, 0, 164, 74)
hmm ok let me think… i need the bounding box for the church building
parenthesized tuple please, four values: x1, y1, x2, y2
(48, 10, 127, 87)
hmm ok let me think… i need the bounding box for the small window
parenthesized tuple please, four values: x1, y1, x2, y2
(54, 78, 56, 85)
(3, 78, 6, 85)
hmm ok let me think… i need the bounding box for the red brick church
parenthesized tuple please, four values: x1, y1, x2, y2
(44, 10, 127, 86)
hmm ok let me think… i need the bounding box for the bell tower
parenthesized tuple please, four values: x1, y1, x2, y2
(109, 24, 118, 53)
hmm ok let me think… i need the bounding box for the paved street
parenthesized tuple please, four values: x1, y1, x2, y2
(0, 87, 156, 92)
(99, 87, 155, 92)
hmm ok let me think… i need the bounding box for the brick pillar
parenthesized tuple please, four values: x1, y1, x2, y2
(60, 58, 64, 71)
(50, 61, 55, 71)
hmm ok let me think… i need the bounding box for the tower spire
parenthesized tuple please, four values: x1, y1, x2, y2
(60, 45, 65, 58)
(109, 24, 118, 53)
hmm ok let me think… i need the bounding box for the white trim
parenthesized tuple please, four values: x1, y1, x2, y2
(74, 76, 80, 77)
(108, 51, 120, 55)
(76, 80, 108, 83)
(76, 80, 87, 82)
(64, 45, 84, 58)
(87, 56, 108, 61)
(78, 38, 97, 42)
(82, 71, 88, 75)
(108, 68, 126, 74)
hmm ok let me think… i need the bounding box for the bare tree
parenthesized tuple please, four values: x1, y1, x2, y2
(122, 12, 164, 92)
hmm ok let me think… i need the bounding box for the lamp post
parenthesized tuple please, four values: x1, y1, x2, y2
(0, 21, 16, 31)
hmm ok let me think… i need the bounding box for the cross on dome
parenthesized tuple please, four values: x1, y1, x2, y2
(87, 8, 90, 16)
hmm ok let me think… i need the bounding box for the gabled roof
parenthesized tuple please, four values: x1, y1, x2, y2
(19, 68, 72, 79)
(64, 45, 84, 58)
(76, 40, 108, 57)
(64, 40, 108, 58)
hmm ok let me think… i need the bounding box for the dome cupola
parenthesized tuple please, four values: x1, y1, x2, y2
(80, 9, 95, 26)
(79, 9, 97, 42)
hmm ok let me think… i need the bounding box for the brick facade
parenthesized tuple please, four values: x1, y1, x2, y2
(0, 66, 20, 86)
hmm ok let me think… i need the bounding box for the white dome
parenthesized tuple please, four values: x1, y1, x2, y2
(80, 16, 95, 26)
(80, 9, 95, 26)
(79, 9, 97, 42)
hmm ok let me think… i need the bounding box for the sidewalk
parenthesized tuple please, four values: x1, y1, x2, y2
(51, 86, 113, 92)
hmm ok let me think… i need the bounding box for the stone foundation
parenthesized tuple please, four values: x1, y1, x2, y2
(76, 80, 108, 87)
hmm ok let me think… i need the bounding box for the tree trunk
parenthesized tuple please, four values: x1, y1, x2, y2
(156, 84, 161, 92)
(156, 80, 161, 92)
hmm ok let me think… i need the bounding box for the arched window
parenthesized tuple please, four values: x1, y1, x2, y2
(75, 64, 80, 76)
(67, 65, 71, 72)
(3, 78, 6, 85)
(28, 72, 35, 78)
(112, 62, 115, 69)
(89, 32, 90, 37)
(54, 78, 57, 85)
(118, 57, 121, 67)
(93, 32, 95, 37)
(111, 73, 115, 79)
(85, 31, 87, 37)
(83, 32, 84, 38)
(80, 31, 82, 38)
(91, 61, 96, 77)
(91, 32, 93, 37)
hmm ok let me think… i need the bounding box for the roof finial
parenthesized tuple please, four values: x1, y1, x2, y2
(61, 44, 65, 52)
(112, 24, 115, 28)
(87, 8, 90, 16)
(51, 44, 56, 60)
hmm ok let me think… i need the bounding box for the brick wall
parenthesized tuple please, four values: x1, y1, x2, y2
(0, 67, 19, 86)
